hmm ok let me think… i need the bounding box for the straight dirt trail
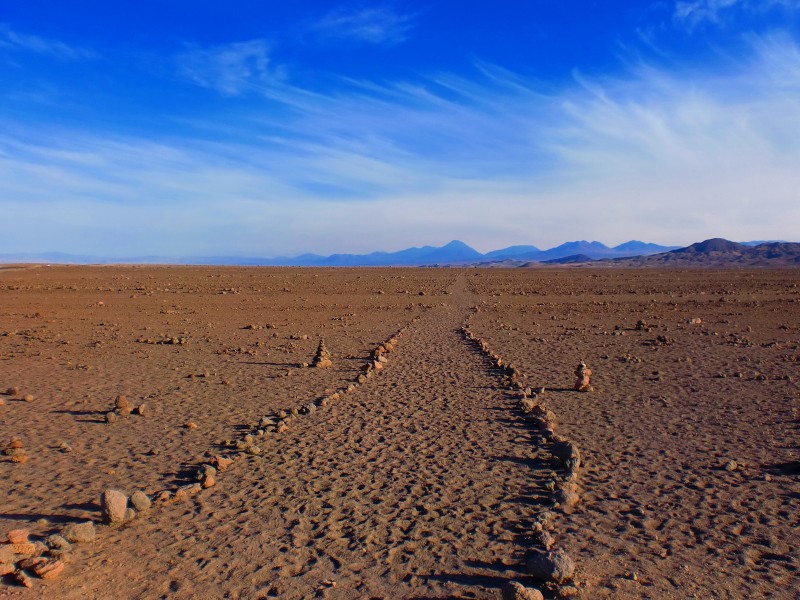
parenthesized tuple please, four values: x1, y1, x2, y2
(48, 276, 552, 600)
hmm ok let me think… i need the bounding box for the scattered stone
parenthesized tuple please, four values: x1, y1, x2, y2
(34, 559, 65, 580)
(33, 541, 47, 556)
(130, 490, 153, 512)
(501, 581, 544, 600)
(13, 570, 34, 588)
(10, 542, 37, 555)
(530, 524, 555, 550)
(124, 508, 136, 522)
(520, 398, 538, 414)
(174, 483, 202, 501)
(11, 451, 28, 464)
(5, 387, 19, 396)
(23, 394, 34, 403)
(724, 459, 739, 472)
(551, 440, 581, 471)
(105, 411, 118, 424)
(245, 445, 262, 455)
(556, 585, 580, 598)
(574, 361, 593, 393)
(61, 522, 96, 544)
(57, 441, 73, 453)
(201, 474, 216, 489)
(526, 549, 575, 584)
(46, 535, 71, 553)
(196, 465, 216, 482)
(115, 395, 132, 415)
(185, 422, 198, 430)
(0, 545, 14, 564)
(18, 556, 47, 570)
(133, 404, 146, 416)
(554, 482, 581, 508)
(0, 563, 14, 576)
(100, 489, 128, 525)
(7, 529, 29, 544)
(212, 455, 234, 471)
(689, 318, 702, 324)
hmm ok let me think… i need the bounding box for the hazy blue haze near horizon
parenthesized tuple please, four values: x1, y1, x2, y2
(1, 1, 800, 256)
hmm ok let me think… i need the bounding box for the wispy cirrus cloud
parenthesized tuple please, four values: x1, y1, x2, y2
(674, 0, 800, 28)
(0, 24, 97, 61)
(2, 34, 800, 256)
(311, 6, 415, 45)
(175, 39, 286, 96)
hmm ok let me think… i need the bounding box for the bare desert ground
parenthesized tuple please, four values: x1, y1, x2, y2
(1, 266, 797, 599)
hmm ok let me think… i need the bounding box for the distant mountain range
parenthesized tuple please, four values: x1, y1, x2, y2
(0, 238, 797, 267)
(0, 239, 679, 267)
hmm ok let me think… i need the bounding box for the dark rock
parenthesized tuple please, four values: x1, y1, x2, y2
(526, 549, 575, 584)
(502, 581, 544, 600)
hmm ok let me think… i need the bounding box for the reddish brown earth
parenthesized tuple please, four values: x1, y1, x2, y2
(0, 266, 798, 599)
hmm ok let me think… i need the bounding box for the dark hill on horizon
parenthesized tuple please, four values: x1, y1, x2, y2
(608, 238, 800, 268)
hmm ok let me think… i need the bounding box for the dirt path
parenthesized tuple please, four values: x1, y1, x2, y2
(47, 277, 554, 599)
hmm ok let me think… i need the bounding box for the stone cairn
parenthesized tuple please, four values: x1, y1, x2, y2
(1, 527, 74, 586)
(311, 339, 333, 369)
(574, 361, 593, 393)
(106, 395, 146, 423)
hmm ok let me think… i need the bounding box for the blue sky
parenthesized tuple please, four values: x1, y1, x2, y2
(2, 1, 799, 257)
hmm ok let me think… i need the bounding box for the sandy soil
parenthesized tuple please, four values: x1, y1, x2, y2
(467, 269, 799, 599)
(1, 266, 797, 599)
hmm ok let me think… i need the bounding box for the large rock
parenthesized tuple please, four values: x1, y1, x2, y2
(0, 545, 15, 564)
(130, 490, 152, 512)
(34, 559, 65, 579)
(502, 581, 544, 600)
(7, 529, 30, 544)
(526, 549, 575, 584)
(10, 542, 37, 555)
(61, 521, 96, 543)
(101, 489, 128, 525)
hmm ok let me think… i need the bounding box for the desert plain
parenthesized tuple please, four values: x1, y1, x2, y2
(0, 265, 797, 599)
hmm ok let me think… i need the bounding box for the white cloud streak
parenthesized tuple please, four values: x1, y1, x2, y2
(674, 0, 800, 28)
(311, 6, 415, 45)
(176, 40, 285, 96)
(0, 24, 98, 61)
(2, 35, 800, 255)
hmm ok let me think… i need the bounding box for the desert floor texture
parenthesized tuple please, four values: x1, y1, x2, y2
(0, 266, 798, 599)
